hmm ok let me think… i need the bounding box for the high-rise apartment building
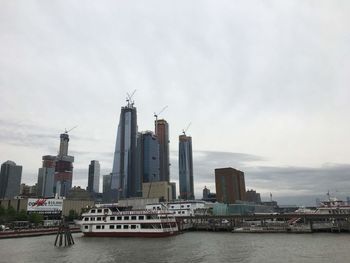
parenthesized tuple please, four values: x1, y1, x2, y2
(178, 134, 194, 200)
(102, 173, 113, 202)
(215, 167, 246, 204)
(88, 160, 100, 193)
(37, 155, 56, 198)
(112, 100, 138, 200)
(0, 160, 22, 199)
(155, 119, 170, 182)
(54, 132, 74, 197)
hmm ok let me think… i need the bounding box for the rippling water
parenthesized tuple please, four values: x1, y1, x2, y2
(1, 232, 349, 263)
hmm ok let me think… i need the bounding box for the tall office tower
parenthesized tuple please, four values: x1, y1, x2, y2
(0, 161, 22, 199)
(215, 167, 246, 204)
(102, 173, 113, 202)
(111, 100, 138, 200)
(155, 119, 170, 182)
(178, 134, 194, 200)
(37, 155, 56, 198)
(136, 131, 160, 194)
(54, 132, 74, 197)
(88, 160, 100, 193)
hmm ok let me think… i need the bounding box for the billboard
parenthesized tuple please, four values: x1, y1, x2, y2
(27, 198, 63, 212)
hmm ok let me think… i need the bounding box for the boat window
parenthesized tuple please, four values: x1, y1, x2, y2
(117, 216, 122, 220)
(96, 225, 101, 229)
(97, 217, 101, 221)
(84, 217, 89, 221)
(91, 217, 95, 221)
(123, 225, 129, 229)
(131, 216, 137, 220)
(90, 209, 95, 213)
(84, 226, 88, 229)
(171, 206, 174, 209)
(187, 205, 190, 208)
(109, 225, 115, 229)
(147, 215, 152, 220)
(181, 205, 184, 208)
(124, 216, 129, 220)
(182, 211, 185, 214)
(139, 216, 144, 220)
(97, 209, 102, 213)
(110, 216, 115, 220)
(131, 225, 136, 229)
(178, 211, 181, 214)
(116, 225, 121, 229)
(104, 209, 109, 213)
(102, 225, 105, 229)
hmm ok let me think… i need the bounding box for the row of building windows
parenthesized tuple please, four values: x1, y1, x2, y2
(84, 225, 140, 230)
(83, 215, 153, 222)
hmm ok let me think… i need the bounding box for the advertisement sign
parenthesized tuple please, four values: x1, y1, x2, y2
(27, 198, 63, 212)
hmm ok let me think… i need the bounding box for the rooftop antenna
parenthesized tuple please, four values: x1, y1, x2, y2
(126, 90, 136, 107)
(154, 105, 168, 134)
(182, 122, 192, 136)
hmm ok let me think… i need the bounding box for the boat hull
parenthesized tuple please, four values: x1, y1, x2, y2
(83, 231, 178, 238)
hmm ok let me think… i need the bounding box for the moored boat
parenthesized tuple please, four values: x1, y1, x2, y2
(77, 206, 179, 238)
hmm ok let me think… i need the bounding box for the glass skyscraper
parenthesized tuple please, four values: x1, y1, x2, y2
(111, 101, 138, 200)
(178, 134, 194, 200)
(88, 160, 100, 193)
(0, 160, 22, 199)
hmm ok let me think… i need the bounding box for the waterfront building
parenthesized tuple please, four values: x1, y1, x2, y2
(54, 132, 74, 197)
(20, 183, 37, 197)
(37, 155, 56, 198)
(0, 160, 22, 199)
(179, 134, 194, 200)
(87, 160, 100, 193)
(155, 119, 170, 182)
(111, 99, 138, 200)
(215, 167, 246, 204)
(142, 181, 173, 201)
(170, 182, 177, 200)
(202, 186, 210, 199)
(246, 189, 261, 203)
(67, 186, 92, 201)
(137, 131, 160, 184)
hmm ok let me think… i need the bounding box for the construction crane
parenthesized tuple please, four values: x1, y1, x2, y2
(64, 126, 77, 134)
(126, 89, 136, 107)
(154, 106, 168, 135)
(182, 122, 191, 136)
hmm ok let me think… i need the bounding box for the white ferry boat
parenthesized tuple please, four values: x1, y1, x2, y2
(78, 207, 179, 238)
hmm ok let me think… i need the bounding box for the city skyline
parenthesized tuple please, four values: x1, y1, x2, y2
(1, 1, 350, 205)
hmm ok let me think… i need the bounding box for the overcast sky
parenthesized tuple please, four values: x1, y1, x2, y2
(1, 1, 349, 205)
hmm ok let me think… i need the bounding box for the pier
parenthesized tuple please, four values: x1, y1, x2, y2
(176, 213, 350, 233)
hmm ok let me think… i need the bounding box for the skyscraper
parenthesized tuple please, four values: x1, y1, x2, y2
(178, 134, 194, 200)
(37, 155, 56, 198)
(54, 132, 74, 197)
(102, 173, 113, 203)
(0, 160, 22, 199)
(215, 167, 246, 204)
(111, 100, 138, 200)
(88, 160, 100, 193)
(155, 119, 170, 182)
(137, 131, 160, 185)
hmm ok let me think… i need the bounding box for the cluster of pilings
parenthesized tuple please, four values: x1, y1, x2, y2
(54, 221, 75, 247)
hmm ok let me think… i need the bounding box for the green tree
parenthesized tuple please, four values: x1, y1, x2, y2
(0, 206, 5, 224)
(6, 206, 17, 222)
(28, 213, 43, 226)
(16, 210, 28, 221)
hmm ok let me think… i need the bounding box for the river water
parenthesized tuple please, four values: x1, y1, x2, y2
(0, 232, 349, 263)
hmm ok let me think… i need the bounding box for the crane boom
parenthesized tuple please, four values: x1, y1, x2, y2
(64, 126, 77, 134)
(182, 122, 192, 135)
